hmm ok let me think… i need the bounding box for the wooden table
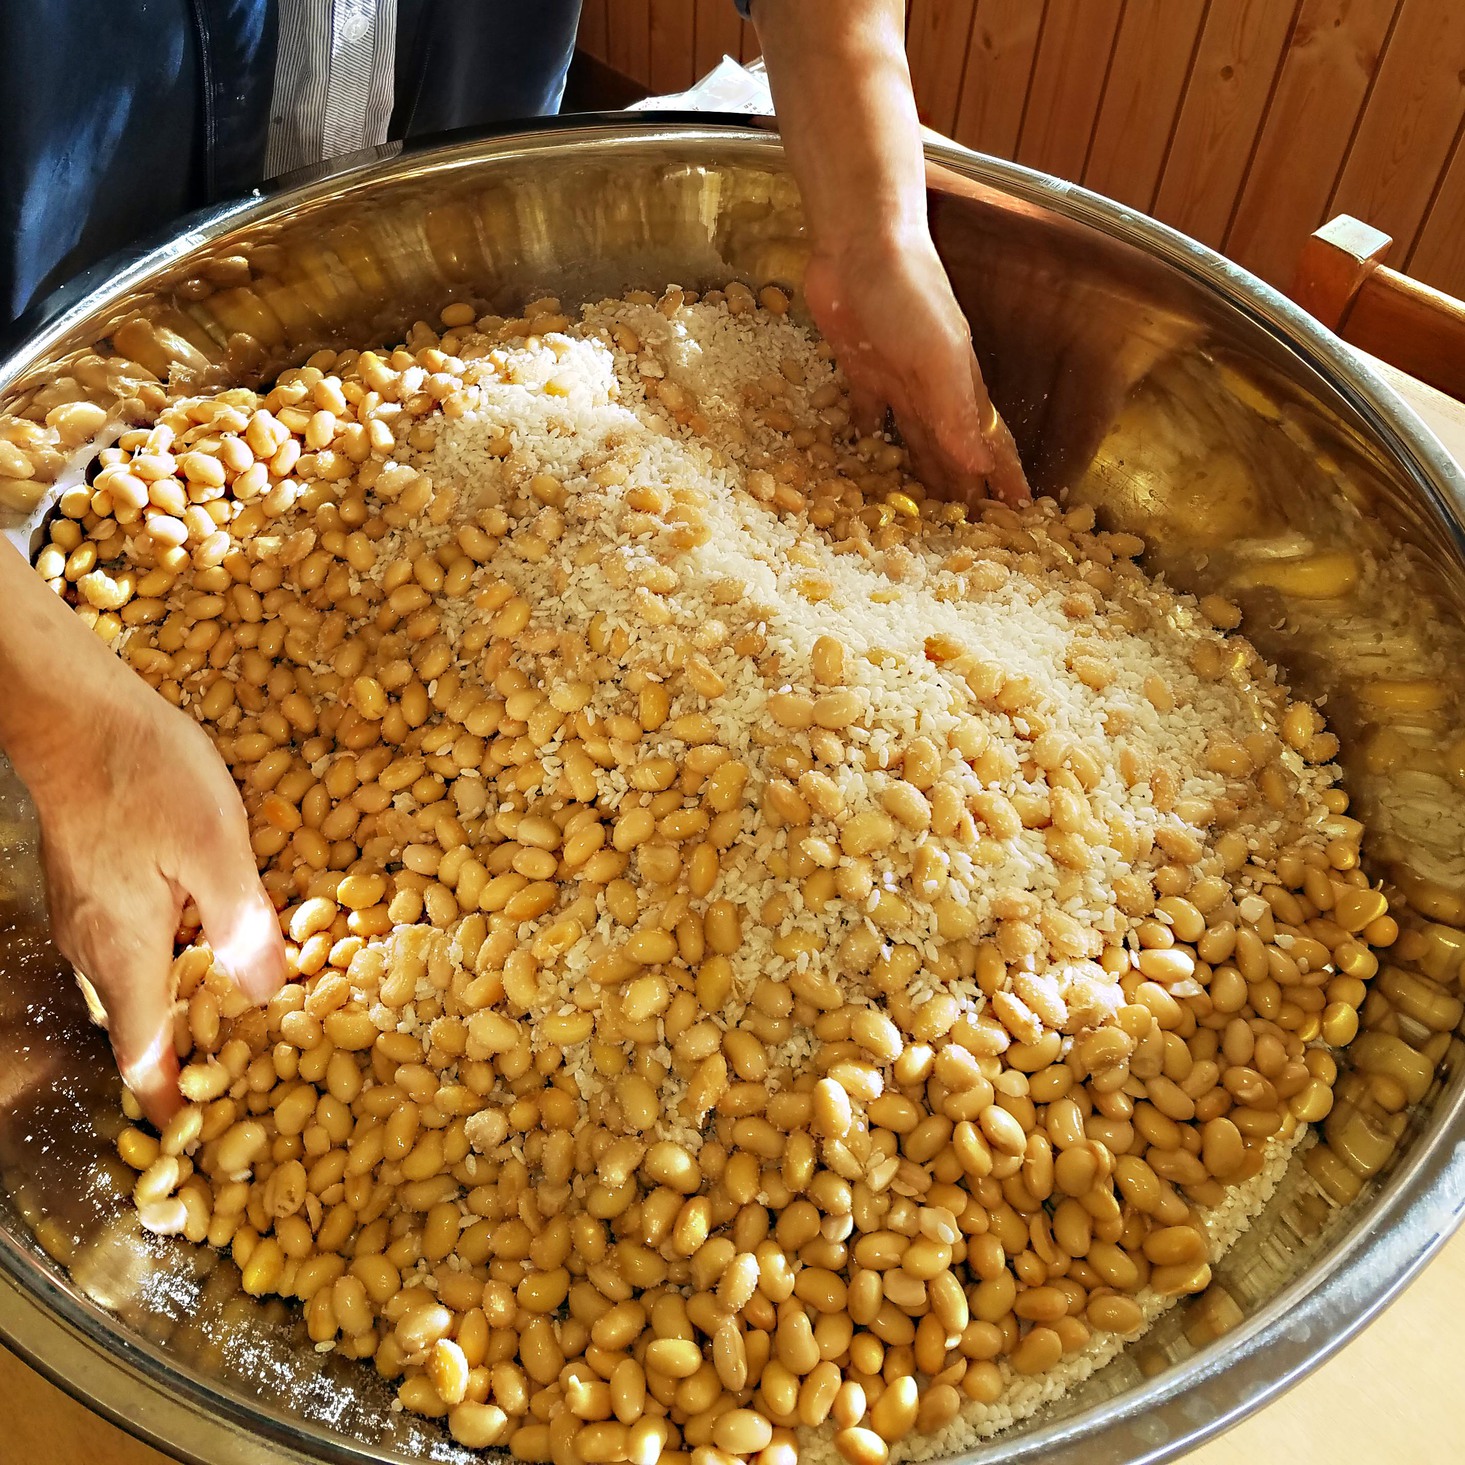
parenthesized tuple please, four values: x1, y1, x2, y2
(5, 368, 1464, 1464)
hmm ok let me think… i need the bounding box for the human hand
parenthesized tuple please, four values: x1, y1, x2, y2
(803, 224, 1030, 507)
(26, 665, 286, 1127)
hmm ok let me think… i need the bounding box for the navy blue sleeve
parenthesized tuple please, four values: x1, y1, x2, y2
(735, 1, 752, 16)
(0, 0, 207, 328)
(393, 0, 582, 137)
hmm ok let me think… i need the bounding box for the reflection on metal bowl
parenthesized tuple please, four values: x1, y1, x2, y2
(1, 120, 1464, 1465)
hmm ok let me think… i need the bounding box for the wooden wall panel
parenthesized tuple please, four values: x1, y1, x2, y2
(1083, 0, 1208, 212)
(578, 0, 1465, 300)
(605, 0, 650, 85)
(1408, 132, 1465, 289)
(1225, 0, 1398, 289)
(579, 0, 610, 64)
(1329, 0, 1465, 257)
(907, 0, 980, 137)
(950, 0, 1046, 158)
(1015, 0, 1126, 181)
(693, 0, 744, 76)
(649, 0, 696, 94)
(1152, 0, 1302, 249)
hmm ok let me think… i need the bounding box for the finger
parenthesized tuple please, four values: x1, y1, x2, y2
(79, 905, 184, 1128)
(846, 380, 887, 441)
(113, 1007, 183, 1130)
(899, 414, 966, 506)
(191, 846, 288, 1005)
(913, 348, 997, 496)
(893, 386, 991, 508)
(983, 412, 1033, 507)
(158, 726, 288, 1004)
(969, 357, 1032, 507)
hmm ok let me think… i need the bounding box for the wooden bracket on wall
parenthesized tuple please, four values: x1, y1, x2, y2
(1292, 215, 1394, 330)
(1293, 214, 1465, 403)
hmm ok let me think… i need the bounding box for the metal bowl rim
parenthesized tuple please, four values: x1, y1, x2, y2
(2, 117, 1464, 1465)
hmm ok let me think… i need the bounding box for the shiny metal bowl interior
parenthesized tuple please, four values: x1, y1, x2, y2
(3, 121, 1465, 1465)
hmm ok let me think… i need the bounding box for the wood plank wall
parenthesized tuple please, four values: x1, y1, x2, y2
(576, 0, 1465, 301)
(580, 0, 760, 97)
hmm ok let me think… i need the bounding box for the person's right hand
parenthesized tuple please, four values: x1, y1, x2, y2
(803, 224, 1030, 507)
(750, 0, 1031, 508)
(27, 661, 287, 1127)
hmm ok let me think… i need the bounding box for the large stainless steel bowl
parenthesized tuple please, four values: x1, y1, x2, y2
(2, 120, 1464, 1465)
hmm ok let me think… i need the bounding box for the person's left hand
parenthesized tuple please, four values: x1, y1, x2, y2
(803, 223, 1030, 507)
(27, 660, 287, 1126)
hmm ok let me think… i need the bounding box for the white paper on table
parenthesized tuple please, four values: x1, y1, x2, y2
(627, 56, 961, 150)
(625, 56, 774, 116)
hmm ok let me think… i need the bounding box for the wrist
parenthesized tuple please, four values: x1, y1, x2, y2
(0, 614, 134, 811)
(755, 0, 927, 250)
(811, 215, 937, 273)
(5, 682, 113, 812)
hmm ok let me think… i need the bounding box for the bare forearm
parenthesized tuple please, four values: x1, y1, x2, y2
(0, 537, 124, 795)
(750, 0, 1029, 504)
(752, 0, 925, 248)
(4, 532, 286, 1120)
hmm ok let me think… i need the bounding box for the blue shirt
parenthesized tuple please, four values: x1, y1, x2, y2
(0, 0, 582, 330)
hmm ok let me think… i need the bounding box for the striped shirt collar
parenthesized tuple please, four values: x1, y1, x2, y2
(266, 0, 398, 177)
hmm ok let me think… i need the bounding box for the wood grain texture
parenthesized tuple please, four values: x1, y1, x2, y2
(1336, 266, 1465, 399)
(1151, 0, 1301, 248)
(649, 0, 696, 93)
(1015, 0, 1126, 180)
(1225, 0, 1398, 288)
(693, 0, 744, 77)
(1293, 213, 1396, 326)
(951, 0, 1048, 158)
(605, 0, 651, 84)
(0, 1347, 174, 1465)
(1177, 1220, 1465, 1465)
(579, 0, 610, 63)
(907, 0, 980, 136)
(573, 0, 1465, 298)
(1329, 0, 1465, 260)
(1083, 0, 1208, 212)
(1408, 128, 1465, 293)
